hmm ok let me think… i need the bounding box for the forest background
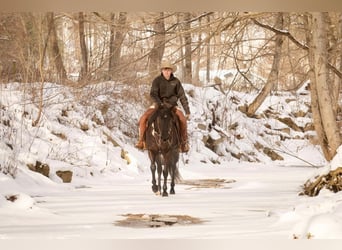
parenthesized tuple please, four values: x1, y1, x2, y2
(0, 12, 341, 161)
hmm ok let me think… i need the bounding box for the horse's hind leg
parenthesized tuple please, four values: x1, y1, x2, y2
(170, 154, 179, 195)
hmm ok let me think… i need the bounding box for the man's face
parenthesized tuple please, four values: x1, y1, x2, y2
(162, 68, 172, 80)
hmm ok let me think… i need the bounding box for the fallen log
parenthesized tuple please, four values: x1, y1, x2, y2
(301, 167, 342, 196)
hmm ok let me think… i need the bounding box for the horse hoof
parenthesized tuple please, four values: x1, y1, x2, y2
(162, 192, 168, 197)
(152, 186, 158, 193)
(170, 190, 175, 195)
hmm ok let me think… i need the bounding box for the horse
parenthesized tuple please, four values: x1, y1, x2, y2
(145, 105, 181, 197)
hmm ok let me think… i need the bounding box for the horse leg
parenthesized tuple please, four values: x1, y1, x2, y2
(170, 153, 179, 195)
(150, 162, 158, 193)
(157, 162, 162, 195)
(170, 169, 175, 195)
(149, 152, 158, 193)
(162, 167, 169, 197)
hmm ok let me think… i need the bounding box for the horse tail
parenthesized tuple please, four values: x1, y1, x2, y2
(170, 164, 182, 183)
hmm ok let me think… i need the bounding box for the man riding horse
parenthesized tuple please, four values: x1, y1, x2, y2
(135, 60, 191, 153)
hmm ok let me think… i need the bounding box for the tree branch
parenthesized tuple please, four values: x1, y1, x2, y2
(252, 18, 342, 79)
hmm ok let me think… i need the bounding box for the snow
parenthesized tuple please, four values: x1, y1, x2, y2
(0, 80, 342, 240)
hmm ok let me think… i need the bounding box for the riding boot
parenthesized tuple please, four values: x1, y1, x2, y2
(180, 132, 189, 153)
(135, 138, 145, 149)
(179, 123, 189, 153)
(135, 121, 147, 149)
(175, 108, 189, 153)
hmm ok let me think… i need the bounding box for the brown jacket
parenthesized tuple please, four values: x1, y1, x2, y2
(150, 73, 190, 115)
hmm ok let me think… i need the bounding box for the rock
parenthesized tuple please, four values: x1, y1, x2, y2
(56, 170, 73, 183)
(27, 161, 50, 177)
(277, 117, 302, 132)
(197, 123, 207, 130)
(263, 147, 284, 161)
(301, 167, 342, 196)
(121, 149, 131, 164)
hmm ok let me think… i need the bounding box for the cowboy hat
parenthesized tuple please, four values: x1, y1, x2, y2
(160, 60, 177, 72)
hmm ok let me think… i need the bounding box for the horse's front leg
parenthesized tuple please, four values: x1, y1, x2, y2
(157, 162, 162, 195)
(162, 167, 169, 197)
(170, 167, 175, 195)
(150, 162, 158, 193)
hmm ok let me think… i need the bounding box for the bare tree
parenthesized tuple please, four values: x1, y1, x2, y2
(247, 13, 284, 115)
(326, 13, 342, 121)
(46, 12, 67, 82)
(108, 12, 116, 79)
(206, 14, 211, 83)
(182, 12, 192, 84)
(78, 12, 88, 81)
(108, 12, 127, 79)
(148, 12, 166, 79)
(306, 12, 341, 160)
(1, 12, 341, 160)
(0, 13, 42, 82)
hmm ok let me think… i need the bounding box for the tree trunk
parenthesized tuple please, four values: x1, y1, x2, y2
(46, 12, 67, 82)
(148, 12, 165, 79)
(338, 13, 342, 96)
(78, 12, 88, 81)
(338, 13, 342, 131)
(304, 14, 331, 160)
(109, 12, 127, 79)
(108, 13, 115, 79)
(335, 13, 342, 129)
(307, 53, 331, 159)
(247, 13, 284, 115)
(183, 12, 192, 84)
(326, 13, 340, 117)
(177, 13, 185, 81)
(310, 12, 341, 160)
(194, 33, 201, 85)
(206, 14, 211, 83)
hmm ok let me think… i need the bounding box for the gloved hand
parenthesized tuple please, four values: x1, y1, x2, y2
(186, 114, 190, 120)
(163, 102, 173, 109)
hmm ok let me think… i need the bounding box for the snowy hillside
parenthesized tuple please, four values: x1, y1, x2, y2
(2, 81, 342, 239)
(0, 81, 326, 184)
(184, 82, 325, 166)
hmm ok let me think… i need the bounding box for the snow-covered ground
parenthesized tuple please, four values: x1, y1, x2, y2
(1, 80, 341, 239)
(1, 161, 342, 239)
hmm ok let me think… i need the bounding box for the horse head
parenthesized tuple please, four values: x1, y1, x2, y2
(145, 104, 180, 154)
(157, 107, 174, 143)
